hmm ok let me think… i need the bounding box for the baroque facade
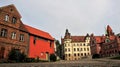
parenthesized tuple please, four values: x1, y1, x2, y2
(61, 29, 91, 60)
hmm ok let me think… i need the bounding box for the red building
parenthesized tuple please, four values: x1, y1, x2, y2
(90, 25, 120, 58)
(25, 25, 55, 61)
(0, 4, 55, 61)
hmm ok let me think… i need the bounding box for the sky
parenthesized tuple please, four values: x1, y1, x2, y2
(0, 0, 120, 41)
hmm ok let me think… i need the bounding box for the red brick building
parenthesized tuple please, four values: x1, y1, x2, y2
(90, 25, 120, 58)
(0, 4, 55, 60)
(25, 25, 55, 61)
(0, 4, 29, 59)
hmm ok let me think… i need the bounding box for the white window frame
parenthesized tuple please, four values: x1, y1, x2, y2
(11, 32, 16, 39)
(5, 15, 9, 22)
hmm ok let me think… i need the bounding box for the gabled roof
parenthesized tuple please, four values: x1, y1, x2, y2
(24, 25, 54, 40)
(0, 4, 22, 18)
(0, 4, 54, 41)
(71, 36, 85, 42)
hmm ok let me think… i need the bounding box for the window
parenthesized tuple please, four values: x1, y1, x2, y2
(65, 48, 67, 52)
(33, 37, 36, 44)
(74, 53, 76, 56)
(5, 15, 9, 22)
(68, 48, 70, 52)
(77, 48, 79, 51)
(74, 48, 76, 51)
(81, 48, 83, 51)
(19, 34, 24, 42)
(74, 44, 76, 46)
(0, 28, 7, 37)
(12, 17, 17, 24)
(87, 48, 89, 51)
(83, 44, 85, 46)
(0, 47, 5, 58)
(69, 54, 71, 57)
(78, 53, 80, 56)
(84, 48, 86, 51)
(81, 53, 83, 56)
(11, 32, 16, 39)
(88, 53, 90, 55)
(50, 41, 52, 48)
(84, 53, 86, 56)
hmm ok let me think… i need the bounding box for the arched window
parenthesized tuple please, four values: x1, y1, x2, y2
(5, 15, 9, 22)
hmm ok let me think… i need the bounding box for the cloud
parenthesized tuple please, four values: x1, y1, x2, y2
(0, 0, 120, 40)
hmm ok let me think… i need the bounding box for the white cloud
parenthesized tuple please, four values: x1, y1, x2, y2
(0, 0, 120, 40)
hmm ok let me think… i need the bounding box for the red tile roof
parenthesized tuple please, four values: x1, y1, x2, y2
(24, 25, 54, 40)
(71, 36, 85, 42)
(94, 36, 102, 43)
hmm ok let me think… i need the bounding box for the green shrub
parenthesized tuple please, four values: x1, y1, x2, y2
(92, 54, 100, 59)
(111, 55, 120, 60)
(50, 54, 56, 62)
(8, 49, 26, 62)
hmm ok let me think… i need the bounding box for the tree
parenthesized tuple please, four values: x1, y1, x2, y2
(56, 40, 60, 47)
(50, 54, 56, 61)
(55, 40, 62, 58)
(8, 49, 26, 62)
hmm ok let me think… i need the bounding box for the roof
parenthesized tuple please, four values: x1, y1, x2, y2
(71, 36, 85, 42)
(0, 4, 22, 18)
(94, 36, 102, 43)
(107, 25, 112, 32)
(24, 25, 54, 40)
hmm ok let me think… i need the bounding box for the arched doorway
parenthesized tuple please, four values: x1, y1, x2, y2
(0, 47, 5, 59)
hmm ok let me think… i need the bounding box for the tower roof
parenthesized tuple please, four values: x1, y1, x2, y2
(107, 25, 112, 32)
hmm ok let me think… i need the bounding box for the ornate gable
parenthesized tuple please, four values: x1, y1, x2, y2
(0, 4, 21, 18)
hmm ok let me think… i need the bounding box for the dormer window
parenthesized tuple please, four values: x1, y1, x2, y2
(12, 17, 17, 24)
(5, 15, 9, 22)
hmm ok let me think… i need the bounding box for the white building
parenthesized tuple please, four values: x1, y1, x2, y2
(61, 29, 91, 60)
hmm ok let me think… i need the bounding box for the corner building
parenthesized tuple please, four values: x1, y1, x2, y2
(0, 4, 55, 61)
(61, 29, 91, 60)
(0, 4, 29, 59)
